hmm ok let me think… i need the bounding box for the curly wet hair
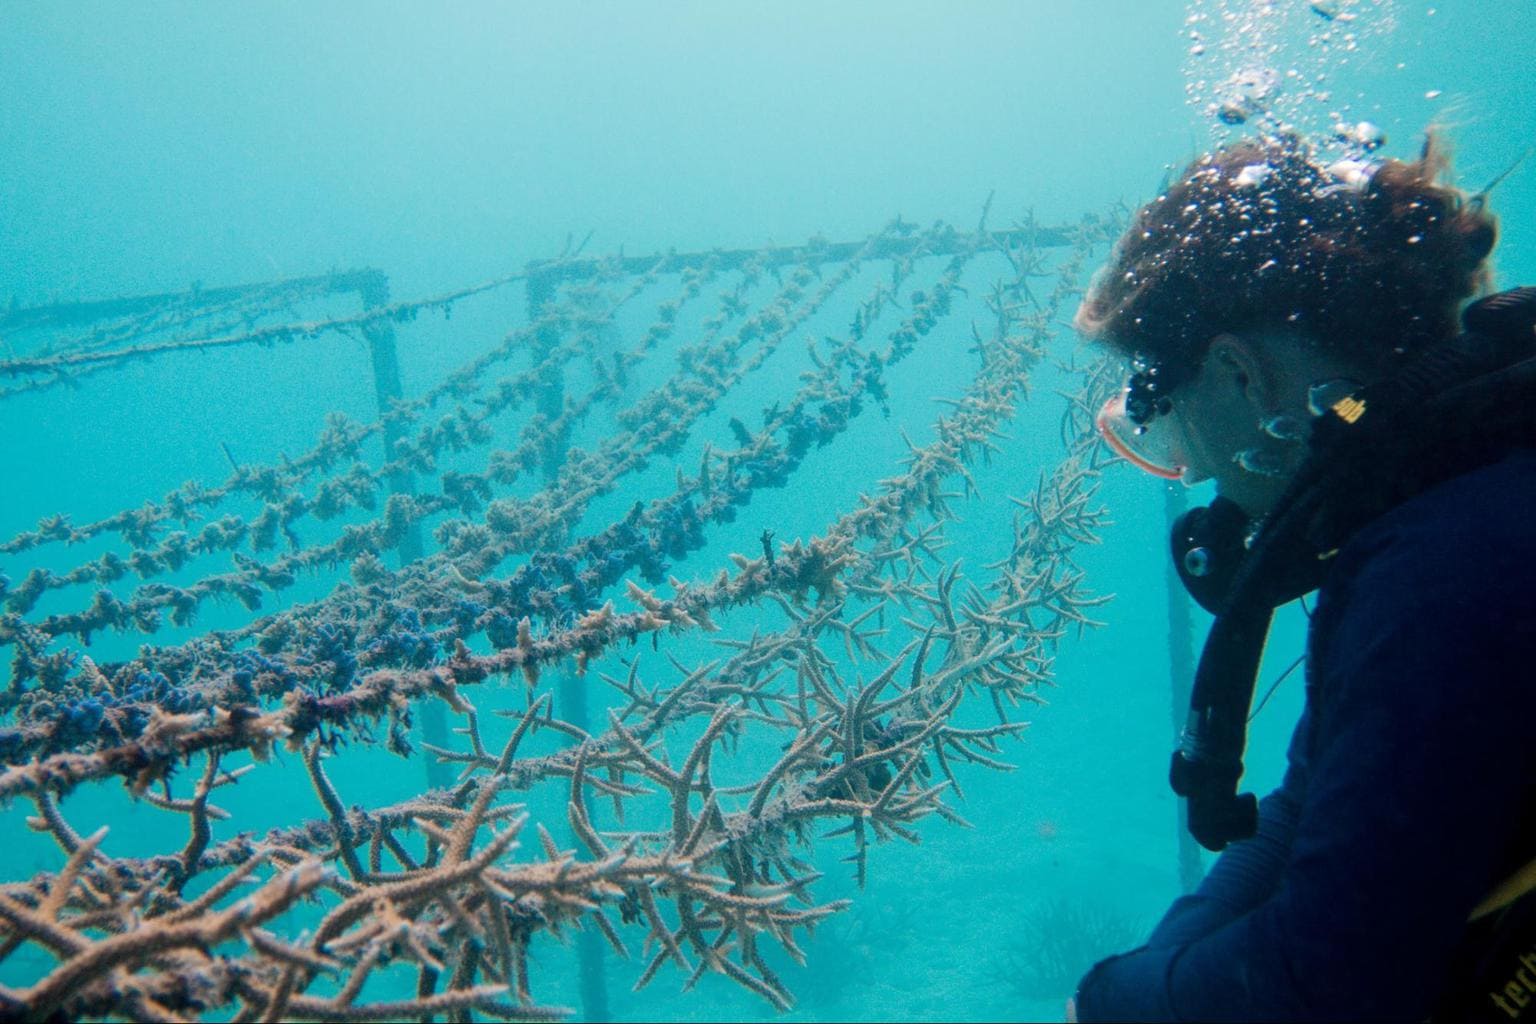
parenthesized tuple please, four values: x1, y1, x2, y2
(1075, 132, 1498, 385)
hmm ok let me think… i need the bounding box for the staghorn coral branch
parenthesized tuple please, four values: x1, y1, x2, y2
(283, 984, 560, 1022)
(17, 859, 329, 1020)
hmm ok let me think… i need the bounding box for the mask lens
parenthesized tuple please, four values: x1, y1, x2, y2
(1096, 390, 1188, 480)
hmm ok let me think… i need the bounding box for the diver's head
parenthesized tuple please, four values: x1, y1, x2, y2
(1076, 131, 1498, 518)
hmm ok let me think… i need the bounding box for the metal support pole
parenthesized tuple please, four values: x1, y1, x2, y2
(528, 274, 573, 481)
(357, 271, 451, 791)
(1163, 482, 1204, 893)
(527, 270, 609, 1023)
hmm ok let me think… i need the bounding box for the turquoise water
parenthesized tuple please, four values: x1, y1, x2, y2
(1, 3, 1533, 1021)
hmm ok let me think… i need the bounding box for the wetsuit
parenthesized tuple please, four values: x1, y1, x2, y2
(1074, 447, 1536, 1022)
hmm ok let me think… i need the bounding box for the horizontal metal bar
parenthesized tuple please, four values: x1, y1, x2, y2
(1, 217, 1092, 338)
(0, 268, 385, 336)
(523, 222, 1084, 284)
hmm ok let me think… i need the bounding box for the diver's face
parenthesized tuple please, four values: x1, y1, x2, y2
(1167, 336, 1296, 518)
(1097, 331, 1319, 518)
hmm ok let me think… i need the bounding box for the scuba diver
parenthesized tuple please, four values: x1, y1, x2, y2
(1066, 131, 1536, 1022)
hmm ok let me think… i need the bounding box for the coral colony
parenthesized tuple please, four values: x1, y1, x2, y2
(0, 210, 1117, 1020)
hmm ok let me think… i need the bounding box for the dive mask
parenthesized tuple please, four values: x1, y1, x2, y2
(1096, 353, 1193, 481)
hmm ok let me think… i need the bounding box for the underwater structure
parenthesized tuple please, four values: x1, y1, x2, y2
(0, 208, 1124, 1021)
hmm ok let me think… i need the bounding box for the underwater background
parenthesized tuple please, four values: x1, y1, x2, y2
(1, 2, 1533, 1021)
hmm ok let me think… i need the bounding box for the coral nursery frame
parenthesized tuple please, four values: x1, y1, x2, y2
(0, 209, 1134, 1021)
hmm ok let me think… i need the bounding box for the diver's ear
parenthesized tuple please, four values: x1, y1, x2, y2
(1206, 334, 1272, 408)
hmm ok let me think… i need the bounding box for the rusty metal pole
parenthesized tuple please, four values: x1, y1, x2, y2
(526, 269, 609, 1023)
(356, 271, 451, 791)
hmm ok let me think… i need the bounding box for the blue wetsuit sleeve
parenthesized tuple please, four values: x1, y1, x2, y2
(1066, 717, 1308, 1021)
(1074, 469, 1536, 1022)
